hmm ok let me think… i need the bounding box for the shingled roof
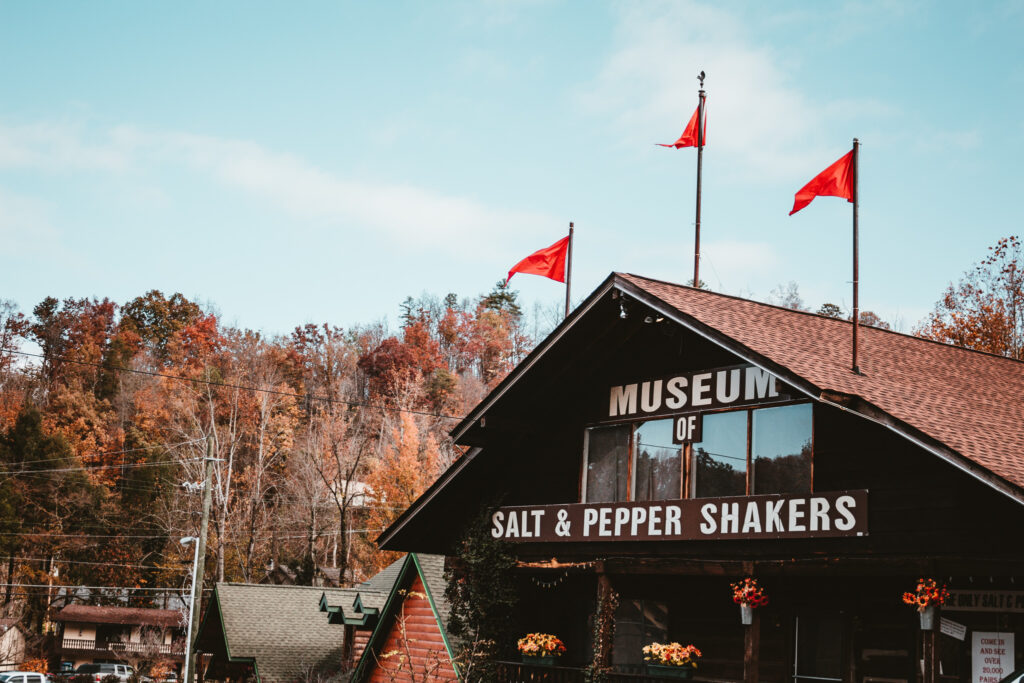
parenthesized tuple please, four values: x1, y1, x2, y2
(201, 584, 351, 683)
(615, 273, 1024, 494)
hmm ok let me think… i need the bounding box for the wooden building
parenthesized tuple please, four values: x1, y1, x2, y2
(339, 554, 456, 683)
(378, 273, 1024, 683)
(51, 605, 186, 673)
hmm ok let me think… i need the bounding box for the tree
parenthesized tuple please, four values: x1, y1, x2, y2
(766, 282, 807, 311)
(916, 236, 1024, 359)
(817, 303, 843, 318)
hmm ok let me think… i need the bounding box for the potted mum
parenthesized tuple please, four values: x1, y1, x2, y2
(517, 632, 566, 665)
(643, 642, 702, 679)
(902, 578, 949, 630)
(731, 577, 769, 625)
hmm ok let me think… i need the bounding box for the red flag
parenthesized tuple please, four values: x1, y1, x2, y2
(657, 103, 707, 148)
(506, 236, 570, 285)
(789, 150, 854, 215)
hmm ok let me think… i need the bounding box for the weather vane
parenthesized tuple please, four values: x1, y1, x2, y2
(698, 70, 705, 89)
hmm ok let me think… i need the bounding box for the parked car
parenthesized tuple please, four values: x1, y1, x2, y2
(0, 672, 49, 683)
(72, 664, 134, 683)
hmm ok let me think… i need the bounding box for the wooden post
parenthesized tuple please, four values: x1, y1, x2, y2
(922, 630, 937, 683)
(744, 610, 760, 683)
(593, 562, 616, 671)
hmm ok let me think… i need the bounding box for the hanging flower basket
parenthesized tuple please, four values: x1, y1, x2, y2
(902, 578, 949, 631)
(731, 577, 768, 625)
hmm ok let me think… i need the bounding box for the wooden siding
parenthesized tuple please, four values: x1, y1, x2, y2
(366, 575, 456, 683)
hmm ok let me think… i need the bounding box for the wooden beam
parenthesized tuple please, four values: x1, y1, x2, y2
(744, 609, 760, 683)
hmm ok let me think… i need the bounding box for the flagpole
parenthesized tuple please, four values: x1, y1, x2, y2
(852, 138, 860, 374)
(693, 71, 706, 288)
(565, 221, 574, 319)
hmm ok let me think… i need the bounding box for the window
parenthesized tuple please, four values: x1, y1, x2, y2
(584, 425, 630, 502)
(692, 411, 747, 497)
(613, 600, 669, 672)
(795, 615, 843, 681)
(752, 404, 812, 495)
(585, 402, 813, 502)
(634, 420, 682, 501)
(583, 420, 682, 503)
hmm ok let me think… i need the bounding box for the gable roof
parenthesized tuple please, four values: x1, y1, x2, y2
(318, 555, 406, 626)
(350, 554, 453, 682)
(614, 273, 1024, 495)
(54, 605, 181, 628)
(380, 272, 1024, 551)
(202, 584, 351, 683)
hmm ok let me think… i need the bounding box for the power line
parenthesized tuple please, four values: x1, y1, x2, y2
(1, 557, 190, 571)
(2, 457, 202, 476)
(4, 349, 462, 421)
(0, 441, 200, 467)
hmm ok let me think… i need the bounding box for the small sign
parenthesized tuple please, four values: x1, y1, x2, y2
(972, 632, 1014, 683)
(671, 414, 703, 444)
(940, 617, 967, 641)
(947, 590, 1024, 613)
(489, 490, 867, 543)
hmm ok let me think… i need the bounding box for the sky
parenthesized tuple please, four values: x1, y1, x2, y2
(2, 0, 1023, 337)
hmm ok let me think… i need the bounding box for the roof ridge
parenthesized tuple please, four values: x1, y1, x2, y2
(218, 582, 357, 590)
(619, 272, 1024, 367)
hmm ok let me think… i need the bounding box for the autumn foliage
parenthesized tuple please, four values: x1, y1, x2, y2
(0, 282, 536, 650)
(916, 236, 1024, 359)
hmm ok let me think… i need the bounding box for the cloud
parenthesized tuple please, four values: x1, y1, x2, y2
(0, 122, 131, 172)
(0, 188, 60, 251)
(577, 1, 878, 180)
(0, 120, 557, 257)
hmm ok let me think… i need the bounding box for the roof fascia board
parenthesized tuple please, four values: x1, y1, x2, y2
(819, 392, 1024, 506)
(411, 554, 457, 677)
(350, 554, 416, 683)
(450, 275, 619, 442)
(376, 447, 481, 549)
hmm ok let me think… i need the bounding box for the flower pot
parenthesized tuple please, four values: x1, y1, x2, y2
(522, 655, 557, 666)
(741, 603, 753, 625)
(919, 605, 936, 630)
(646, 664, 694, 679)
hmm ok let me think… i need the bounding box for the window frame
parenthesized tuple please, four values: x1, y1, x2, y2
(581, 399, 814, 503)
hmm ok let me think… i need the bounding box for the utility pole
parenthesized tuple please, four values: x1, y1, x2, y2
(184, 435, 214, 683)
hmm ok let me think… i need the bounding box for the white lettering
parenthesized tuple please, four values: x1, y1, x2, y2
(692, 373, 713, 406)
(531, 509, 544, 537)
(721, 502, 739, 533)
(491, 511, 505, 538)
(665, 377, 688, 409)
(598, 508, 613, 536)
(666, 505, 682, 535)
(788, 499, 806, 532)
(630, 507, 648, 536)
(583, 509, 598, 536)
(716, 368, 742, 403)
(640, 380, 663, 413)
(744, 367, 778, 400)
(506, 510, 519, 538)
(699, 504, 717, 534)
(834, 495, 856, 531)
(766, 500, 785, 532)
(609, 384, 638, 417)
(614, 507, 630, 536)
(648, 506, 663, 536)
(742, 502, 762, 533)
(810, 498, 829, 531)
